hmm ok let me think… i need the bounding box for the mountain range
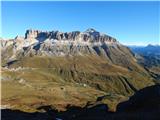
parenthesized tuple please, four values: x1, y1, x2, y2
(1, 29, 158, 118)
(129, 45, 160, 81)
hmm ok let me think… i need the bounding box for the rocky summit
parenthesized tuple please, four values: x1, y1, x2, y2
(2, 29, 134, 66)
(24, 28, 117, 42)
(1, 28, 118, 57)
(1, 29, 156, 115)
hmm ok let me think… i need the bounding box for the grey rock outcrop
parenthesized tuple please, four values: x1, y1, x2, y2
(24, 28, 117, 43)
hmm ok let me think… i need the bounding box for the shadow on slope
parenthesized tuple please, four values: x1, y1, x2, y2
(1, 104, 108, 120)
(2, 85, 160, 120)
(117, 85, 160, 112)
(1, 108, 56, 120)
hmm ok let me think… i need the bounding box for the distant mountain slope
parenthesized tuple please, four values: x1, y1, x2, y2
(129, 45, 160, 81)
(129, 44, 160, 56)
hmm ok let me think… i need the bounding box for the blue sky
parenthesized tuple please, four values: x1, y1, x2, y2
(1, 1, 159, 45)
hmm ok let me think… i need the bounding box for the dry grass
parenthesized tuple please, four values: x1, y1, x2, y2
(1, 55, 155, 112)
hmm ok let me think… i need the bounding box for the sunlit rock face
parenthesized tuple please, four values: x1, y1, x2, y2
(24, 28, 117, 43)
(1, 28, 119, 55)
(1, 28, 136, 67)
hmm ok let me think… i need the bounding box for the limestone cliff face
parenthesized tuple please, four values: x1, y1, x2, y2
(1, 28, 119, 58)
(1, 28, 136, 69)
(24, 28, 117, 43)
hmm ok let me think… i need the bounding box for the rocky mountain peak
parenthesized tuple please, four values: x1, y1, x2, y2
(1, 29, 122, 58)
(85, 28, 98, 33)
(24, 29, 117, 44)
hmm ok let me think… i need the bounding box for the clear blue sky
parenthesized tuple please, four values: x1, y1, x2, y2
(1, 1, 160, 45)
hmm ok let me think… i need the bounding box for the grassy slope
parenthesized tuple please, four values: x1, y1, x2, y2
(1, 55, 155, 112)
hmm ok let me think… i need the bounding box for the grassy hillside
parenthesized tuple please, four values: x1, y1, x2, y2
(1, 55, 155, 112)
